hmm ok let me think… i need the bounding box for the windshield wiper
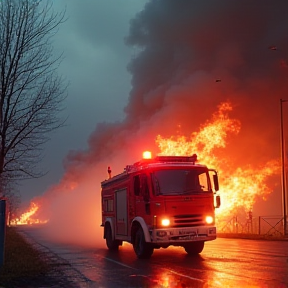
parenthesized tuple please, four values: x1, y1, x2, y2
(158, 191, 182, 196)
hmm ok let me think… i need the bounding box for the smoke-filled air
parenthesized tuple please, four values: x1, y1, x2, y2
(11, 0, 288, 247)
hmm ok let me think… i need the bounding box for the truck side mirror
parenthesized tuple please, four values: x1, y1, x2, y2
(213, 174, 219, 191)
(215, 195, 221, 208)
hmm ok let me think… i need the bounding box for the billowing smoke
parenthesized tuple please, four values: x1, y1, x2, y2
(30, 0, 288, 246)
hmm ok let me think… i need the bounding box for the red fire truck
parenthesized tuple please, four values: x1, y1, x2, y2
(101, 153, 220, 259)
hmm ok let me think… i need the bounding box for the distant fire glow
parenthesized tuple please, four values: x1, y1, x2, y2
(10, 201, 48, 226)
(10, 101, 280, 227)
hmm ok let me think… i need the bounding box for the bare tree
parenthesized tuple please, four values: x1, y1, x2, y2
(0, 0, 67, 196)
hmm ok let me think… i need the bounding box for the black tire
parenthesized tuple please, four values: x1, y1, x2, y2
(133, 226, 154, 259)
(184, 241, 204, 255)
(105, 224, 120, 251)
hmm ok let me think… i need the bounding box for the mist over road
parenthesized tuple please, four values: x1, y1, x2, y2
(17, 225, 288, 288)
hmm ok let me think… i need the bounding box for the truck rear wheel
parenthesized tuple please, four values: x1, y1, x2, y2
(105, 223, 120, 251)
(133, 226, 154, 259)
(184, 241, 204, 255)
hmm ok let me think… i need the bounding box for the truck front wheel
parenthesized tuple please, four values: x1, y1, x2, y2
(105, 223, 120, 251)
(133, 226, 154, 259)
(184, 241, 204, 255)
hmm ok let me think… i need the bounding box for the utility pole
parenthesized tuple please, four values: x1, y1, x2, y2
(0, 199, 6, 267)
(280, 99, 288, 236)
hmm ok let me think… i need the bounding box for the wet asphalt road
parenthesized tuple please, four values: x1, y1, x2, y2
(17, 226, 288, 288)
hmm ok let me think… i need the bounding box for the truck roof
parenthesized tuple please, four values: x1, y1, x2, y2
(101, 154, 208, 186)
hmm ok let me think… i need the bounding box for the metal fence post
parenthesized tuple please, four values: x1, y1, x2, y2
(0, 199, 6, 267)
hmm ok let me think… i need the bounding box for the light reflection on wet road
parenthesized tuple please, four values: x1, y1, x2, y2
(17, 226, 288, 288)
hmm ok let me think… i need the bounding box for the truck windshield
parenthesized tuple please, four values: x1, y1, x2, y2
(151, 168, 210, 195)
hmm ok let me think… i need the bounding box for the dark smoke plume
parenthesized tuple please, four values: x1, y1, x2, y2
(70, 0, 288, 169)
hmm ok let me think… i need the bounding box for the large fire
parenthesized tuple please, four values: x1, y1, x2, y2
(10, 101, 280, 228)
(156, 101, 280, 230)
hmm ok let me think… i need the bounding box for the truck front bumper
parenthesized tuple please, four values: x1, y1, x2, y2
(150, 226, 216, 244)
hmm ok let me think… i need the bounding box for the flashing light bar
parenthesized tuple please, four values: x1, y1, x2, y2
(155, 154, 197, 163)
(124, 152, 198, 174)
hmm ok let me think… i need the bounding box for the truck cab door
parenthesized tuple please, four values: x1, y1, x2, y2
(134, 174, 151, 216)
(115, 188, 128, 235)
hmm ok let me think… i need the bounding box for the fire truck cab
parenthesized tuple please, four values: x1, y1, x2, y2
(101, 153, 220, 259)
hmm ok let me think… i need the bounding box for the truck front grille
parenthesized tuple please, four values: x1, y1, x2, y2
(172, 214, 204, 227)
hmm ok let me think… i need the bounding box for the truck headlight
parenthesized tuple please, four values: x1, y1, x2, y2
(161, 218, 170, 227)
(205, 216, 214, 224)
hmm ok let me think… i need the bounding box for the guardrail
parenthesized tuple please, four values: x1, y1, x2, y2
(217, 215, 284, 237)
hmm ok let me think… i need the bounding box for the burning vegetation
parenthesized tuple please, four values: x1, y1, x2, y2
(10, 202, 48, 226)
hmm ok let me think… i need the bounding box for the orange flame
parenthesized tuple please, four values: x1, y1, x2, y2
(156, 101, 280, 229)
(10, 201, 48, 226)
(156, 102, 241, 167)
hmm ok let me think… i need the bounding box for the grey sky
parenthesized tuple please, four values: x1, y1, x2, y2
(21, 0, 148, 203)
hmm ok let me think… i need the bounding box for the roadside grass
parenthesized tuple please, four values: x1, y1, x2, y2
(0, 226, 50, 288)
